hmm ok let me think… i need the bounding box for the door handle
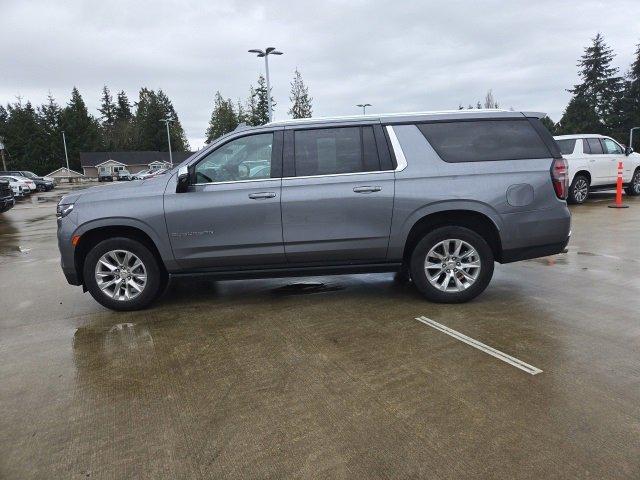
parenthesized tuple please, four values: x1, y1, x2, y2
(248, 192, 276, 200)
(353, 186, 382, 193)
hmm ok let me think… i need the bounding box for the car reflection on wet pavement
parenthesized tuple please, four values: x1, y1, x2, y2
(1, 187, 639, 479)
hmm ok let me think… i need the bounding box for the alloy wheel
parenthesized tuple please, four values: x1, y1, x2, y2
(633, 171, 640, 194)
(94, 249, 147, 301)
(424, 239, 481, 292)
(573, 178, 588, 203)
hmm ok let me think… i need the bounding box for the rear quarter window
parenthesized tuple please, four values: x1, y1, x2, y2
(556, 139, 576, 155)
(417, 119, 552, 163)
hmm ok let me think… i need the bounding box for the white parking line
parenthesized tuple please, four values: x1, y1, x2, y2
(415, 316, 543, 375)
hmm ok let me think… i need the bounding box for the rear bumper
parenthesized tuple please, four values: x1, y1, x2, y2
(500, 235, 570, 263)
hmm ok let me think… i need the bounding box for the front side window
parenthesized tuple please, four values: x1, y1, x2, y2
(293, 126, 380, 176)
(602, 138, 623, 154)
(417, 120, 551, 163)
(195, 133, 273, 184)
(556, 139, 576, 155)
(586, 138, 604, 154)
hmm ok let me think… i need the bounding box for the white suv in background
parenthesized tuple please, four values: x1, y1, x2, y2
(554, 134, 640, 204)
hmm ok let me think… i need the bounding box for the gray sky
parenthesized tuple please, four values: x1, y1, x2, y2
(2, 0, 639, 149)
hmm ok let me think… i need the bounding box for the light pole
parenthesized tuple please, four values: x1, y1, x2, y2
(248, 47, 283, 123)
(62, 132, 70, 170)
(356, 103, 372, 115)
(0, 139, 6, 171)
(160, 118, 174, 166)
(629, 127, 640, 154)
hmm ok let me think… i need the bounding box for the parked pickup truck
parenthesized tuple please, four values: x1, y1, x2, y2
(57, 110, 571, 311)
(0, 178, 15, 213)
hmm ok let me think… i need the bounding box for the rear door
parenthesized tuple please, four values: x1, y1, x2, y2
(585, 138, 612, 185)
(281, 124, 395, 263)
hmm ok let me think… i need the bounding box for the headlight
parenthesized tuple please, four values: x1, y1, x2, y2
(56, 203, 74, 219)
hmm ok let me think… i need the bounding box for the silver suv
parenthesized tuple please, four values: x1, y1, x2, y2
(57, 110, 571, 311)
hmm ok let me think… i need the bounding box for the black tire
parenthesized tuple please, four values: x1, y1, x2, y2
(624, 169, 640, 196)
(37, 184, 46, 192)
(410, 226, 494, 303)
(83, 237, 166, 311)
(568, 174, 590, 205)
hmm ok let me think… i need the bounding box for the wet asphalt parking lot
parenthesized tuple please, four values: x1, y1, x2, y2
(1, 185, 639, 479)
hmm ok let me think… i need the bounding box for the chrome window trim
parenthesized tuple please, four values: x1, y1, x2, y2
(193, 177, 280, 186)
(281, 170, 393, 181)
(385, 126, 408, 171)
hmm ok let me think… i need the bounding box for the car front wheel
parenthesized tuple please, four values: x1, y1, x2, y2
(410, 226, 494, 303)
(83, 237, 165, 311)
(625, 169, 640, 196)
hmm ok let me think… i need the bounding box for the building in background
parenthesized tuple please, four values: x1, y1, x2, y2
(46, 167, 85, 183)
(79, 151, 193, 178)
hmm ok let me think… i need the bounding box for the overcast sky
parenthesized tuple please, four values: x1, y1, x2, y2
(2, 0, 639, 149)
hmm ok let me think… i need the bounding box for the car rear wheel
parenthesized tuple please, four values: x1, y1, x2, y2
(410, 226, 494, 303)
(624, 169, 640, 196)
(568, 174, 589, 204)
(83, 237, 165, 311)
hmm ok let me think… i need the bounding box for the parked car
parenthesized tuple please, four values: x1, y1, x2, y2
(0, 178, 15, 213)
(115, 169, 133, 181)
(0, 175, 37, 193)
(98, 171, 114, 182)
(554, 134, 640, 204)
(132, 169, 152, 180)
(0, 170, 54, 191)
(0, 176, 28, 198)
(57, 110, 571, 311)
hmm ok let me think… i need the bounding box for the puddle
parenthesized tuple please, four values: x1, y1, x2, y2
(526, 256, 568, 266)
(271, 282, 344, 296)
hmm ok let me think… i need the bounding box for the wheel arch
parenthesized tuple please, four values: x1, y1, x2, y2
(73, 223, 167, 286)
(400, 207, 503, 264)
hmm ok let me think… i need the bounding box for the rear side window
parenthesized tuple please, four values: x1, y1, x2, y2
(586, 138, 604, 154)
(293, 126, 380, 176)
(417, 120, 551, 163)
(556, 139, 576, 155)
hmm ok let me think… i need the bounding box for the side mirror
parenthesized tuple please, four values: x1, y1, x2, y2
(176, 165, 190, 193)
(625, 146, 634, 156)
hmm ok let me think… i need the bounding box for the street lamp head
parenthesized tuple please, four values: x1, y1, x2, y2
(248, 49, 265, 56)
(270, 50, 283, 56)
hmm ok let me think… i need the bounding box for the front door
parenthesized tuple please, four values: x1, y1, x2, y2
(281, 125, 394, 263)
(164, 131, 285, 270)
(601, 137, 627, 182)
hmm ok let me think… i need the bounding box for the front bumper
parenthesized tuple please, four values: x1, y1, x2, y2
(57, 214, 82, 285)
(1, 196, 15, 210)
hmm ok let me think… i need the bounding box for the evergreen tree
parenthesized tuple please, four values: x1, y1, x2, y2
(236, 99, 247, 125)
(253, 75, 274, 125)
(288, 69, 313, 119)
(483, 89, 499, 109)
(59, 88, 102, 170)
(99, 86, 117, 150)
(205, 92, 238, 143)
(618, 42, 640, 149)
(245, 86, 259, 126)
(539, 115, 556, 134)
(38, 93, 63, 172)
(113, 90, 134, 150)
(133, 88, 189, 152)
(476, 101, 482, 109)
(2, 99, 47, 173)
(557, 94, 601, 134)
(569, 33, 622, 129)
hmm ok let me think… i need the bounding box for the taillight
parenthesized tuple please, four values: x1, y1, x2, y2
(551, 157, 569, 200)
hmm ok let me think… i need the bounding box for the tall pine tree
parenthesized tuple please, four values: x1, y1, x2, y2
(38, 93, 63, 172)
(113, 90, 134, 150)
(98, 86, 117, 150)
(288, 69, 313, 119)
(59, 88, 102, 170)
(251, 75, 274, 125)
(133, 88, 189, 152)
(561, 33, 622, 132)
(205, 92, 238, 143)
(2, 99, 47, 173)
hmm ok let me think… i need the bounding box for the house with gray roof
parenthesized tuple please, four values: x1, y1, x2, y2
(80, 151, 194, 177)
